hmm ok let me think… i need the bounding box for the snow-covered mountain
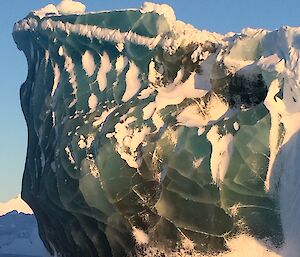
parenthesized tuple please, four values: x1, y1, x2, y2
(0, 195, 33, 217)
(0, 196, 46, 257)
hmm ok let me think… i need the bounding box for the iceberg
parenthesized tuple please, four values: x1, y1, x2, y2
(13, 1, 300, 256)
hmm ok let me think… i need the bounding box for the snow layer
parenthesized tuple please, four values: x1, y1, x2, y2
(207, 126, 234, 184)
(56, 0, 86, 15)
(219, 235, 281, 257)
(176, 94, 229, 129)
(33, 0, 86, 18)
(145, 71, 211, 131)
(140, 234, 282, 257)
(141, 2, 176, 25)
(33, 4, 59, 19)
(240, 27, 300, 257)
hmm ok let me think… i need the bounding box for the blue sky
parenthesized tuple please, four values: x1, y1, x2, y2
(0, 0, 299, 202)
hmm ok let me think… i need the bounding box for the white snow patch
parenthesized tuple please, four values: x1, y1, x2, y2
(52, 112, 56, 127)
(142, 69, 214, 131)
(177, 94, 229, 129)
(264, 79, 284, 193)
(58, 46, 64, 56)
(86, 135, 95, 148)
(197, 127, 205, 136)
(156, 71, 209, 110)
(82, 50, 96, 77)
(112, 117, 151, 168)
(148, 60, 160, 84)
(122, 61, 141, 102)
(68, 98, 77, 108)
(97, 52, 112, 91)
(51, 64, 60, 97)
(115, 55, 128, 74)
(138, 86, 156, 100)
(277, 115, 300, 257)
(116, 42, 125, 52)
(14, 18, 38, 32)
(64, 54, 78, 100)
(194, 53, 215, 90)
(220, 235, 281, 257)
(77, 134, 95, 149)
(88, 93, 98, 112)
(207, 126, 233, 184)
(262, 27, 300, 195)
(33, 4, 59, 19)
(161, 20, 223, 54)
(56, 0, 86, 15)
(181, 236, 196, 250)
(233, 122, 240, 131)
(143, 102, 156, 120)
(141, 2, 176, 26)
(92, 107, 116, 129)
(152, 111, 165, 131)
(89, 161, 100, 178)
(65, 146, 75, 164)
(78, 135, 86, 149)
(138, 234, 282, 256)
(258, 54, 285, 74)
(45, 50, 50, 62)
(132, 227, 149, 245)
(263, 72, 300, 256)
(177, 105, 205, 128)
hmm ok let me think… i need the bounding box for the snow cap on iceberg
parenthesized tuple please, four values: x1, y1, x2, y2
(56, 0, 86, 15)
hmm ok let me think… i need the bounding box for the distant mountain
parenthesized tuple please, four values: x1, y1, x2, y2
(0, 195, 33, 216)
(0, 196, 47, 257)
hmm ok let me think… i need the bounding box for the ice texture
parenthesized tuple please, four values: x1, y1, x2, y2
(13, 2, 300, 257)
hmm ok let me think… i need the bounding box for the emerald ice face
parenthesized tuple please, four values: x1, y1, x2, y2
(13, 2, 300, 257)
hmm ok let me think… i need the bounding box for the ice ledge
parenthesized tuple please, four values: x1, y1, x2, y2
(14, 2, 223, 57)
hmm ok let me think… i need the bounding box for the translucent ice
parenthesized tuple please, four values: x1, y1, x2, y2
(13, 2, 300, 257)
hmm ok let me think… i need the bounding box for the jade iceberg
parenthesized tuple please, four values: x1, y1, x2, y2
(13, 1, 300, 256)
